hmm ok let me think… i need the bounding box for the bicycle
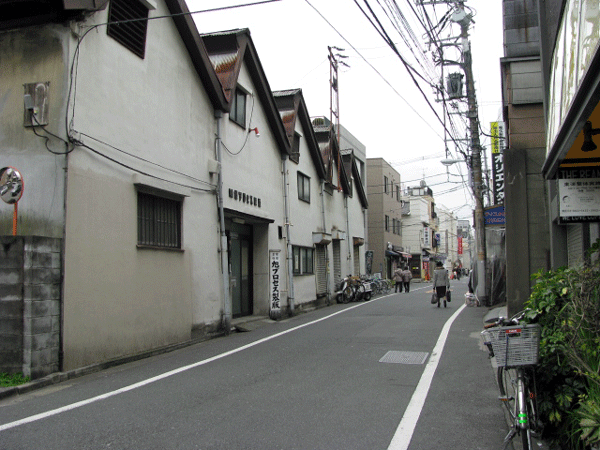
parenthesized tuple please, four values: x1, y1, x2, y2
(481, 312, 542, 450)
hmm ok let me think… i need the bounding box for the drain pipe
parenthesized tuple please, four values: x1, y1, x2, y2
(282, 155, 295, 315)
(345, 194, 352, 265)
(321, 179, 331, 302)
(215, 110, 231, 333)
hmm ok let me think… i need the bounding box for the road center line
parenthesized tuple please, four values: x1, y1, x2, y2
(387, 303, 467, 450)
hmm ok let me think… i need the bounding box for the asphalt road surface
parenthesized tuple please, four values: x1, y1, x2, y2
(0, 279, 512, 449)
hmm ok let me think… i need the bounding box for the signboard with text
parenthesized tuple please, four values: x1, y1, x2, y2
(485, 205, 506, 226)
(491, 122, 505, 205)
(558, 167, 600, 223)
(269, 250, 282, 319)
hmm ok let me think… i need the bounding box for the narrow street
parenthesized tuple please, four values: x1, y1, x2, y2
(0, 279, 511, 450)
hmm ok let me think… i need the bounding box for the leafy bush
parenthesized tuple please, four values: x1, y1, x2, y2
(525, 240, 600, 449)
(0, 372, 30, 387)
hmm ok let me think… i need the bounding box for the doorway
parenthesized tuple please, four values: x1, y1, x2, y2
(229, 222, 253, 318)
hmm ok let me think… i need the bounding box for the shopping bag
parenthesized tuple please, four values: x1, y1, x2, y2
(430, 293, 438, 304)
(446, 290, 452, 302)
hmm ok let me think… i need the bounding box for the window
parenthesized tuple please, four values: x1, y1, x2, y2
(137, 191, 182, 249)
(384, 176, 389, 194)
(290, 132, 301, 164)
(293, 246, 314, 275)
(385, 215, 390, 232)
(396, 185, 401, 201)
(298, 172, 310, 203)
(230, 88, 246, 127)
(107, 0, 150, 59)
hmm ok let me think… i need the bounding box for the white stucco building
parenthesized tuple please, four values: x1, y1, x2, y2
(0, 0, 367, 376)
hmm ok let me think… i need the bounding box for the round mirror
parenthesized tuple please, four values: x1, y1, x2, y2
(0, 167, 24, 204)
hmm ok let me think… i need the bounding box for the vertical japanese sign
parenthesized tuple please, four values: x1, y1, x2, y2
(269, 250, 281, 319)
(422, 227, 431, 248)
(491, 121, 505, 205)
(458, 237, 463, 255)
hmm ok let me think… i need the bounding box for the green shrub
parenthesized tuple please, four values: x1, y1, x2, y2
(0, 372, 30, 387)
(525, 240, 600, 449)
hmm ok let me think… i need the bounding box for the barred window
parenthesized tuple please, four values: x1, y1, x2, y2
(107, 0, 150, 59)
(137, 191, 182, 249)
(293, 246, 314, 275)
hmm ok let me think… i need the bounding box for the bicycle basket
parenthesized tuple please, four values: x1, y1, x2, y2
(481, 324, 541, 367)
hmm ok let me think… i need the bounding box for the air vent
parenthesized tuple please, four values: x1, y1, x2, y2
(107, 0, 149, 59)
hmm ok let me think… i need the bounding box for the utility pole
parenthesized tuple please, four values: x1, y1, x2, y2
(454, 8, 488, 304)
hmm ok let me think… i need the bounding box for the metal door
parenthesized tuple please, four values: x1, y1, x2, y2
(230, 225, 253, 318)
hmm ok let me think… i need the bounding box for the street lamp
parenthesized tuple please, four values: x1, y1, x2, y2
(441, 158, 466, 167)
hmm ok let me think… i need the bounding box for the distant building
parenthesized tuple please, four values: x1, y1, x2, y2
(401, 183, 439, 280)
(366, 158, 408, 278)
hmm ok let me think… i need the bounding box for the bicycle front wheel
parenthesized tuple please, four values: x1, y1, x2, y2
(497, 366, 517, 421)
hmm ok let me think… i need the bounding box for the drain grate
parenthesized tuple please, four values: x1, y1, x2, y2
(379, 351, 429, 365)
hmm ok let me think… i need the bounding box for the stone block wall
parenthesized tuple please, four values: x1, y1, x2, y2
(0, 236, 61, 379)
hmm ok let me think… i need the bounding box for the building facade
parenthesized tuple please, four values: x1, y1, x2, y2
(400, 183, 439, 280)
(0, 0, 367, 377)
(501, 0, 551, 313)
(366, 158, 407, 278)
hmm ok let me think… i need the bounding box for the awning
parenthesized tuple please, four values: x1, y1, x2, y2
(385, 250, 400, 257)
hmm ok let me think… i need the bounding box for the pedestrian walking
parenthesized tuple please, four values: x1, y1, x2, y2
(393, 266, 403, 293)
(401, 266, 412, 293)
(432, 261, 450, 307)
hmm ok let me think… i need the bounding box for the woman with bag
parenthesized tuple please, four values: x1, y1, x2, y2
(432, 261, 450, 308)
(401, 266, 412, 293)
(393, 266, 403, 293)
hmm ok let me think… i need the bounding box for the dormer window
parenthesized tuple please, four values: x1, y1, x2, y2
(230, 88, 247, 127)
(107, 0, 155, 59)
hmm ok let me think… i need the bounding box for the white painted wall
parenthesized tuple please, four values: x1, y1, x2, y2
(220, 63, 287, 315)
(61, 3, 221, 369)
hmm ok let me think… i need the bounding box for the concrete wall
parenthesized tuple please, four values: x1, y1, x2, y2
(0, 26, 68, 237)
(0, 236, 61, 379)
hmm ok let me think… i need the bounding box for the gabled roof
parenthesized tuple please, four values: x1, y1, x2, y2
(201, 29, 291, 156)
(273, 89, 327, 180)
(313, 126, 352, 196)
(342, 151, 369, 208)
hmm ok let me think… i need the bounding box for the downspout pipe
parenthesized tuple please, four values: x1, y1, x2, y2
(215, 110, 231, 333)
(282, 155, 295, 315)
(321, 179, 330, 302)
(345, 195, 352, 265)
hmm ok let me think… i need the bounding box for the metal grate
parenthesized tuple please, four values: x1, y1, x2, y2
(379, 351, 429, 365)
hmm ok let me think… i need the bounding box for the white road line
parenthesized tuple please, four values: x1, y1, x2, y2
(387, 303, 467, 450)
(0, 300, 376, 432)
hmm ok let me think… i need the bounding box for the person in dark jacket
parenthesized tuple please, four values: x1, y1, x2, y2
(432, 261, 450, 307)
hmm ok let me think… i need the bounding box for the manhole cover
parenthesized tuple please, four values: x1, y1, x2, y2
(379, 351, 429, 365)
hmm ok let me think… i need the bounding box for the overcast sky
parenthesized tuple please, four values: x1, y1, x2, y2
(184, 0, 504, 220)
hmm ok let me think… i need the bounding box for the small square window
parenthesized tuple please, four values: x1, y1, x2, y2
(293, 246, 314, 275)
(230, 88, 246, 127)
(137, 191, 182, 249)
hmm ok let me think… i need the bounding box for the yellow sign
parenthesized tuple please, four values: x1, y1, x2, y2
(490, 122, 505, 154)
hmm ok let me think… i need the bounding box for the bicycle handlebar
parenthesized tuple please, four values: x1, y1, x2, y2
(484, 310, 528, 329)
